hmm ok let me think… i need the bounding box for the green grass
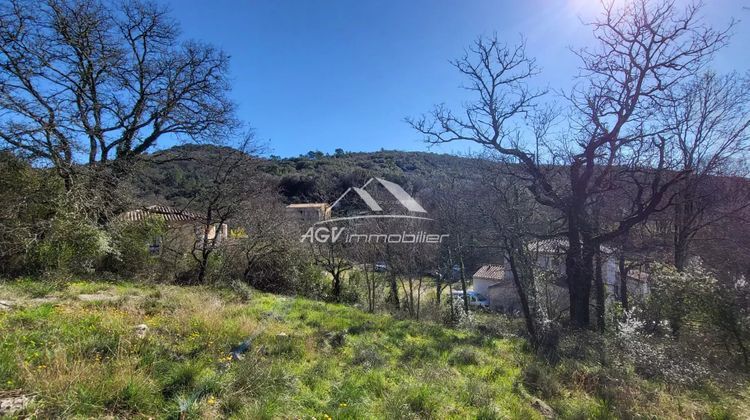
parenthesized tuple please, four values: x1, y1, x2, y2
(0, 279, 746, 419)
(1, 277, 65, 298)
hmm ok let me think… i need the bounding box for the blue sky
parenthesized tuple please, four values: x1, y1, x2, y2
(158, 0, 749, 157)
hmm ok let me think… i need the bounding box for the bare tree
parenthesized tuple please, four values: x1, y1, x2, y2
(0, 0, 236, 189)
(474, 159, 566, 347)
(351, 239, 384, 313)
(391, 223, 439, 319)
(312, 239, 353, 301)
(189, 135, 266, 284)
(409, 1, 729, 329)
(664, 71, 750, 270)
(361, 261, 381, 313)
(229, 196, 301, 292)
(428, 174, 480, 313)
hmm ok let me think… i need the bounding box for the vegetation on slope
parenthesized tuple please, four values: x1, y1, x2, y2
(130, 146, 479, 207)
(1, 279, 746, 419)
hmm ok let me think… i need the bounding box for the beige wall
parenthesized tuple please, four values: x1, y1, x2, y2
(488, 283, 521, 313)
(473, 278, 497, 296)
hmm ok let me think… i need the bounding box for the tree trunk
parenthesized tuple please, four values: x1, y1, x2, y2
(196, 233, 212, 284)
(332, 273, 342, 300)
(435, 276, 442, 306)
(674, 186, 695, 272)
(459, 252, 469, 314)
(565, 229, 592, 329)
(366, 267, 376, 312)
(416, 277, 423, 319)
(387, 273, 399, 309)
(674, 232, 690, 272)
(448, 281, 457, 322)
(507, 251, 537, 345)
(197, 256, 208, 284)
(618, 253, 629, 311)
(594, 248, 605, 333)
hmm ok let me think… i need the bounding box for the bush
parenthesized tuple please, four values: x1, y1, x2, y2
(521, 361, 561, 400)
(642, 262, 750, 372)
(0, 153, 61, 276)
(7, 277, 65, 298)
(106, 217, 166, 278)
(615, 309, 711, 385)
(291, 262, 328, 298)
(384, 383, 441, 419)
(351, 343, 386, 368)
(32, 206, 113, 275)
(448, 347, 482, 366)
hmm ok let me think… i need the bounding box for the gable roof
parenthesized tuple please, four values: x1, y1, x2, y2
(286, 203, 329, 209)
(528, 238, 568, 254)
(118, 205, 201, 223)
(472, 264, 505, 281)
(528, 238, 615, 255)
(627, 269, 650, 283)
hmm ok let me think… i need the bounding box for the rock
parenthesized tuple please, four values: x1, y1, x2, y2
(0, 300, 14, 311)
(134, 324, 149, 339)
(276, 332, 288, 339)
(230, 339, 253, 361)
(261, 311, 283, 321)
(325, 331, 347, 348)
(531, 397, 555, 419)
(0, 391, 33, 416)
(346, 322, 373, 335)
(29, 297, 58, 304)
(78, 293, 118, 302)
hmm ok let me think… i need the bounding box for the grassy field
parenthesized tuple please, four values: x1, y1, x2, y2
(0, 279, 747, 419)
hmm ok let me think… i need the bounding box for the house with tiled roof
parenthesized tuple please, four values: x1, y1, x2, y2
(471, 264, 519, 312)
(471, 239, 641, 313)
(285, 203, 331, 224)
(116, 205, 229, 254)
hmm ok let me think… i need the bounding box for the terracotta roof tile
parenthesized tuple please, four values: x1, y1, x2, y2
(118, 205, 201, 223)
(472, 264, 505, 281)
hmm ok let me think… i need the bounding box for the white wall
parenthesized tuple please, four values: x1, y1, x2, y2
(473, 278, 497, 296)
(534, 253, 618, 287)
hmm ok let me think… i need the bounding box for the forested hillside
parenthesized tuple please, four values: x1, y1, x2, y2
(130, 145, 482, 206)
(126, 144, 750, 280)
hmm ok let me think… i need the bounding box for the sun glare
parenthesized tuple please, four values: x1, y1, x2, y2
(567, 0, 622, 17)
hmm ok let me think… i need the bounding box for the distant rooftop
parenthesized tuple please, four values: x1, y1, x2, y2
(118, 205, 201, 223)
(528, 239, 614, 255)
(472, 264, 505, 281)
(627, 269, 650, 283)
(286, 203, 329, 209)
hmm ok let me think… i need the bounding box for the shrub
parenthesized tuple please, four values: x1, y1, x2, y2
(107, 217, 166, 278)
(7, 277, 64, 298)
(399, 337, 439, 363)
(351, 343, 386, 368)
(615, 309, 710, 385)
(0, 153, 61, 276)
(521, 361, 561, 400)
(291, 262, 327, 298)
(32, 206, 113, 275)
(448, 346, 482, 366)
(161, 361, 205, 398)
(384, 383, 440, 419)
